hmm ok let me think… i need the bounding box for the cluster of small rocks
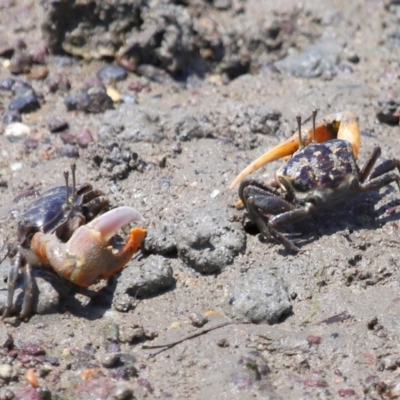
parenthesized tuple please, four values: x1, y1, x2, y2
(0, 321, 157, 399)
(0, 79, 40, 125)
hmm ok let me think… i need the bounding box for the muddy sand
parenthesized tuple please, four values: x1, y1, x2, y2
(1, 0, 400, 399)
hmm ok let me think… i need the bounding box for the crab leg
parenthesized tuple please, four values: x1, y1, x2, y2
(20, 263, 34, 319)
(229, 111, 360, 189)
(31, 207, 147, 288)
(2, 252, 23, 318)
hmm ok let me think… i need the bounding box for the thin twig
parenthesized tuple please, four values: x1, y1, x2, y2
(142, 321, 251, 356)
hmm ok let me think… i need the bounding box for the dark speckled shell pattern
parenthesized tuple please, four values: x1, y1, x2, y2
(280, 140, 358, 193)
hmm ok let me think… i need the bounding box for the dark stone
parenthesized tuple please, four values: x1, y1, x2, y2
(47, 116, 69, 133)
(376, 98, 399, 125)
(8, 88, 40, 113)
(64, 91, 91, 111)
(85, 87, 113, 113)
(65, 88, 113, 113)
(58, 144, 79, 158)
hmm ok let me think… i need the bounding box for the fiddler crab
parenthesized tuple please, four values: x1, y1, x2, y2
(230, 110, 400, 252)
(0, 164, 147, 319)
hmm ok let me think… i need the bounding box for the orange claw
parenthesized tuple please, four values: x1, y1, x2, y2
(30, 207, 147, 287)
(229, 111, 360, 189)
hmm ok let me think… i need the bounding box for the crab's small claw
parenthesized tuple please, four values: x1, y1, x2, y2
(229, 111, 360, 189)
(30, 207, 147, 287)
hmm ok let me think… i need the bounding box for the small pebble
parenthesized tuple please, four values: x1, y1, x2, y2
(307, 335, 321, 345)
(46, 72, 71, 92)
(188, 312, 208, 328)
(9, 52, 32, 74)
(210, 189, 220, 198)
(304, 379, 328, 388)
(343, 48, 360, 64)
(216, 338, 229, 347)
(100, 353, 119, 368)
(47, 116, 68, 133)
(58, 144, 79, 158)
(121, 94, 137, 104)
(25, 368, 39, 388)
(26, 66, 49, 80)
(0, 364, 12, 380)
(106, 343, 121, 353)
(29, 43, 48, 64)
(4, 122, 31, 138)
(128, 81, 146, 93)
(86, 87, 113, 113)
(59, 131, 76, 145)
(377, 98, 399, 125)
(23, 138, 39, 151)
(43, 356, 59, 365)
(338, 388, 356, 397)
(159, 178, 171, 189)
(171, 142, 182, 154)
(330, 332, 339, 339)
(137, 378, 153, 394)
(106, 86, 121, 103)
(158, 155, 167, 168)
(64, 91, 91, 111)
(103, 322, 120, 343)
(97, 65, 128, 84)
(23, 343, 45, 356)
(9, 88, 40, 113)
(120, 326, 145, 344)
(110, 383, 134, 400)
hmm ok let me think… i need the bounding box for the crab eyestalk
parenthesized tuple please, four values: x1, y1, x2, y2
(31, 206, 147, 287)
(71, 163, 77, 201)
(296, 115, 303, 149)
(63, 169, 69, 206)
(312, 109, 318, 143)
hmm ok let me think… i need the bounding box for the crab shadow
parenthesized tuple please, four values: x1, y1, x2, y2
(251, 185, 400, 254)
(12, 270, 131, 321)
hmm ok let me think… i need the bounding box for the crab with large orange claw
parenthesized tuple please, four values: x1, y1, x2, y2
(0, 165, 146, 319)
(229, 111, 361, 190)
(30, 207, 146, 288)
(232, 110, 400, 252)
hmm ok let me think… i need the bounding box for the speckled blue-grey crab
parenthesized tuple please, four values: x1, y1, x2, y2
(230, 111, 400, 252)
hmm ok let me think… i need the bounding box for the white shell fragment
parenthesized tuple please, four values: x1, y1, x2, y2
(4, 122, 31, 138)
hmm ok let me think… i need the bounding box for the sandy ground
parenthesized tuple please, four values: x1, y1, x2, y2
(1, 0, 400, 399)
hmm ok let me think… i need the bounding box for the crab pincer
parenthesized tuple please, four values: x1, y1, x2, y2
(30, 206, 147, 287)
